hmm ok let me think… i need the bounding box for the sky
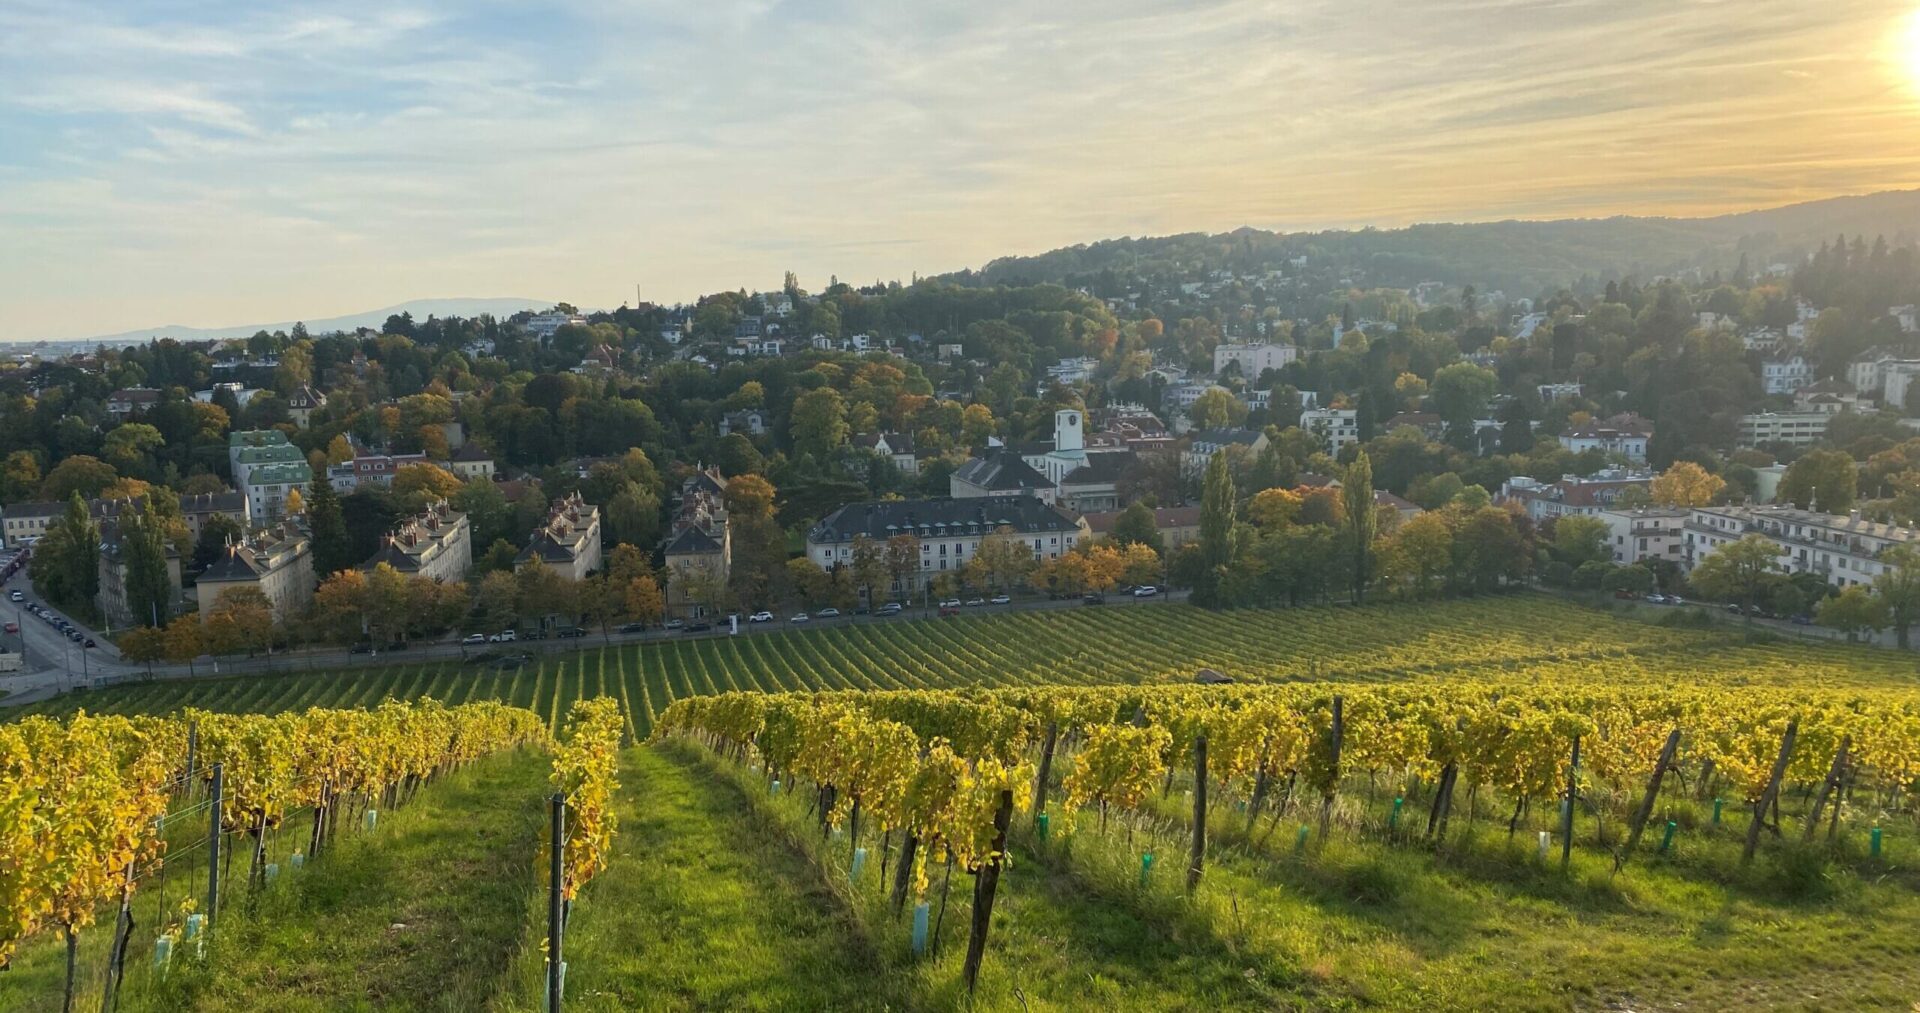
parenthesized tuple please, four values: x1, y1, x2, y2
(4, 0, 1920, 342)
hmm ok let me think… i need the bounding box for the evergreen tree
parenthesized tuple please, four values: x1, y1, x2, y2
(1196, 450, 1236, 606)
(307, 473, 353, 578)
(1342, 452, 1375, 603)
(121, 494, 172, 627)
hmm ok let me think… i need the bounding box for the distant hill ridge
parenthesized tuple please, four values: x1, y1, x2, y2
(36, 297, 558, 348)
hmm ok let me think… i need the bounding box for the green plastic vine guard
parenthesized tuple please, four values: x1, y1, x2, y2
(1536, 831, 1550, 861)
(911, 902, 930, 955)
(1036, 813, 1049, 840)
(1711, 798, 1723, 825)
(1871, 826, 1882, 858)
(1139, 852, 1155, 886)
(364, 808, 379, 831)
(1389, 797, 1403, 831)
(1659, 820, 1676, 854)
(1294, 825, 1310, 854)
(851, 847, 868, 879)
(771, 779, 781, 795)
(152, 936, 172, 970)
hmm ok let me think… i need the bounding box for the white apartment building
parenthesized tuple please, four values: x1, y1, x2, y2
(1212, 342, 1297, 378)
(1738, 412, 1830, 448)
(1885, 363, 1920, 409)
(1595, 508, 1688, 566)
(1497, 469, 1656, 522)
(1760, 355, 1815, 395)
(1686, 504, 1920, 589)
(1536, 383, 1584, 402)
(1558, 413, 1652, 462)
(361, 501, 472, 583)
(1301, 408, 1360, 451)
(805, 497, 1086, 595)
(1044, 357, 1099, 386)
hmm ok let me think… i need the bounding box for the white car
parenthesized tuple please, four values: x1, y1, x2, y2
(488, 630, 517, 643)
(749, 611, 774, 623)
(817, 607, 841, 618)
(462, 633, 487, 645)
(964, 597, 986, 607)
(1132, 585, 1159, 597)
(789, 613, 811, 623)
(939, 599, 962, 609)
(990, 593, 1011, 605)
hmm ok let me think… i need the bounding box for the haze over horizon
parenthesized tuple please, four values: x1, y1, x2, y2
(6, 0, 1920, 343)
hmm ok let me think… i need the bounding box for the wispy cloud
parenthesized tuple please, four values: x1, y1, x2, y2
(3, 0, 1920, 340)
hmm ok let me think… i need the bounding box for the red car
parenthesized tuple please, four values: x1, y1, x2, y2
(2, 622, 15, 633)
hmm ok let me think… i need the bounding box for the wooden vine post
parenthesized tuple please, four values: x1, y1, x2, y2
(1032, 721, 1059, 823)
(1616, 728, 1681, 871)
(1744, 718, 1798, 864)
(1188, 735, 1208, 893)
(1803, 734, 1851, 842)
(1319, 696, 1343, 840)
(962, 789, 1014, 996)
(1560, 735, 1580, 871)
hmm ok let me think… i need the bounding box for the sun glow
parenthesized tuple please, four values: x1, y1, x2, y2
(1904, 8, 1920, 96)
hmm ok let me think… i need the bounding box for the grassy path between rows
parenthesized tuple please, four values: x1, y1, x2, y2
(126, 750, 550, 1013)
(494, 744, 902, 1011)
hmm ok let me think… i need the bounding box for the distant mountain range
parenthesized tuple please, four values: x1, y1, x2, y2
(30, 298, 558, 349)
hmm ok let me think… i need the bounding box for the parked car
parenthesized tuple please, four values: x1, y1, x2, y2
(1791, 613, 1813, 625)
(749, 611, 774, 623)
(684, 621, 712, 633)
(790, 613, 811, 623)
(877, 603, 903, 616)
(557, 626, 587, 639)
(619, 622, 648, 634)
(990, 593, 1011, 605)
(1646, 594, 1667, 604)
(2, 622, 14, 634)
(1132, 585, 1159, 598)
(488, 630, 517, 643)
(350, 642, 375, 655)
(82, 638, 95, 649)
(817, 607, 841, 618)
(1083, 593, 1106, 605)
(6, 590, 19, 602)
(964, 598, 985, 607)
(938, 606, 959, 617)
(462, 633, 487, 645)
(1666, 596, 1686, 606)
(1724, 603, 1744, 613)
(938, 598, 962, 609)
(664, 618, 686, 629)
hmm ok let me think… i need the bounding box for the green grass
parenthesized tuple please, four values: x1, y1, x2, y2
(18, 596, 1920, 738)
(492, 745, 908, 1011)
(130, 750, 550, 1013)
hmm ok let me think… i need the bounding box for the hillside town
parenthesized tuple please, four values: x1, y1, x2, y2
(7, 235, 1920, 669)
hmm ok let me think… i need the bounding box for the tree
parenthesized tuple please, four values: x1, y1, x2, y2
(1382, 510, 1451, 597)
(0, 450, 41, 503)
(968, 526, 1036, 592)
(283, 486, 305, 517)
(884, 534, 920, 601)
(30, 493, 101, 617)
(205, 586, 274, 656)
(1109, 501, 1164, 553)
(120, 495, 173, 627)
(191, 514, 246, 571)
(625, 575, 665, 627)
(306, 474, 354, 578)
(786, 558, 833, 607)
(961, 404, 995, 447)
(390, 463, 465, 510)
(310, 568, 371, 644)
(1117, 541, 1162, 587)
(1189, 388, 1245, 430)
(1777, 449, 1857, 514)
(1606, 563, 1656, 595)
(40, 455, 116, 501)
(1245, 488, 1301, 530)
(790, 387, 850, 460)
(849, 536, 888, 604)
(1195, 450, 1236, 605)
(162, 615, 205, 676)
(1871, 544, 1920, 648)
(119, 625, 166, 675)
(1650, 461, 1726, 508)
(1429, 363, 1499, 432)
(1552, 515, 1611, 567)
(1342, 452, 1375, 602)
(1688, 534, 1779, 611)
(1817, 585, 1885, 641)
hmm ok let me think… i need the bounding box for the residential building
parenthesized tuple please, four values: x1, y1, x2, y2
(951, 450, 1053, 502)
(1760, 354, 1815, 395)
(1055, 452, 1132, 513)
(96, 514, 184, 629)
(350, 450, 431, 490)
(245, 462, 311, 522)
(1536, 383, 1584, 402)
(448, 442, 496, 481)
(1884, 362, 1920, 409)
(193, 382, 262, 408)
(1167, 381, 1229, 411)
(524, 313, 587, 339)
(1595, 507, 1688, 566)
(1497, 469, 1656, 522)
(662, 469, 730, 618)
(1373, 491, 1423, 525)
(1301, 408, 1360, 452)
(228, 430, 300, 486)
(196, 525, 315, 622)
(719, 409, 770, 437)
(1893, 305, 1918, 332)
(360, 501, 472, 583)
(179, 491, 249, 541)
(1044, 357, 1099, 386)
(1558, 413, 1652, 462)
(1212, 342, 1297, 378)
(1847, 350, 1920, 398)
(1384, 411, 1447, 442)
(1078, 505, 1203, 550)
(1792, 379, 1866, 415)
(852, 432, 919, 474)
(516, 492, 602, 580)
(285, 385, 327, 428)
(1182, 428, 1269, 475)
(806, 497, 1087, 595)
(106, 387, 161, 418)
(4, 492, 247, 550)
(1738, 412, 1830, 448)
(1685, 504, 1920, 589)
(1741, 329, 1786, 353)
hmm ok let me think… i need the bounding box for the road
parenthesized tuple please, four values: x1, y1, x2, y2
(0, 586, 1190, 707)
(0, 570, 132, 699)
